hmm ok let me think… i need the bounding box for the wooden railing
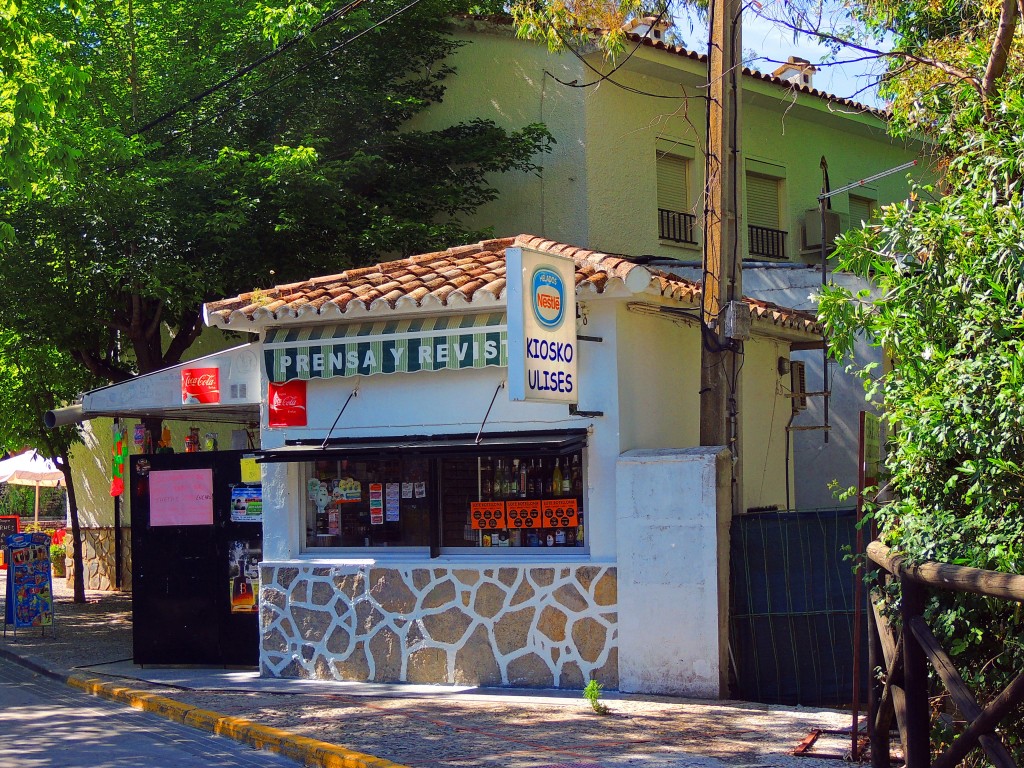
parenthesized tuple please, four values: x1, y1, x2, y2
(866, 541, 1024, 767)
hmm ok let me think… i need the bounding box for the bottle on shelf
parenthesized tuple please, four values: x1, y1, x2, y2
(494, 459, 505, 499)
(481, 460, 493, 500)
(561, 458, 571, 495)
(552, 458, 563, 498)
(571, 455, 582, 495)
(510, 459, 520, 498)
(502, 459, 512, 499)
(519, 459, 528, 498)
(543, 459, 554, 496)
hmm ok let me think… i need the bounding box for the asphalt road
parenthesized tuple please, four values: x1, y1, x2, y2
(0, 655, 301, 768)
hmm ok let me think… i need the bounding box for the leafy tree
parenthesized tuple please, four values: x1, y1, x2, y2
(0, 0, 551, 382)
(0, 334, 99, 603)
(0, 0, 88, 205)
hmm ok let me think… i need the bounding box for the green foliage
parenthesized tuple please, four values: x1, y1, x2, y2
(50, 540, 67, 576)
(0, 0, 552, 380)
(511, 0, 700, 58)
(583, 678, 609, 714)
(0, 0, 88, 192)
(819, 77, 1024, 762)
(0, 332, 95, 461)
(0, 485, 66, 519)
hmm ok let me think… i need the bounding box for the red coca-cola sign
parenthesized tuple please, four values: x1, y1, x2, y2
(268, 380, 307, 427)
(181, 367, 220, 405)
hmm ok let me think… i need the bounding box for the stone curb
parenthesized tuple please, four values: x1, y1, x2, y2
(66, 673, 410, 768)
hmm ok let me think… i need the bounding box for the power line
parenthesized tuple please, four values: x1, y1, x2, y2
(546, 12, 700, 101)
(134, 0, 369, 136)
(159, 0, 431, 147)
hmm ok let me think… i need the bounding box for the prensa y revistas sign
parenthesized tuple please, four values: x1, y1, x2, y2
(506, 247, 578, 404)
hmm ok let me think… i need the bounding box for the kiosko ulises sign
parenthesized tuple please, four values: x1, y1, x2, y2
(506, 247, 578, 404)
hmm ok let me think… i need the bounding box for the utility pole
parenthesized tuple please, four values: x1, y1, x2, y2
(700, 0, 744, 517)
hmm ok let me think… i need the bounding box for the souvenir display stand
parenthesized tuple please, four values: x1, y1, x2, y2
(3, 531, 55, 639)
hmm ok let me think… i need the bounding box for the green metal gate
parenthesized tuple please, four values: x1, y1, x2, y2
(729, 508, 866, 706)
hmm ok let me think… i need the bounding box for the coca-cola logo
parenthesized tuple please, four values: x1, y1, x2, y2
(183, 373, 217, 388)
(181, 367, 220, 404)
(268, 380, 307, 427)
(272, 392, 305, 409)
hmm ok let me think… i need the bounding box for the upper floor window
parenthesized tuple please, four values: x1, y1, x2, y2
(746, 172, 787, 260)
(848, 195, 878, 227)
(657, 151, 697, 244)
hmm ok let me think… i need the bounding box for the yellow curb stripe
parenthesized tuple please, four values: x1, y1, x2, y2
(65, 674, 409, 768)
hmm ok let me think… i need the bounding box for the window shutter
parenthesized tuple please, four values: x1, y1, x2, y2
(746, 173, 780, 229)
(849, 195, 875, 226)
(657, 154, 688, 213)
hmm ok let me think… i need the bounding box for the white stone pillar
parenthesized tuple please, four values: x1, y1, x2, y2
(615, 447, 731, 697)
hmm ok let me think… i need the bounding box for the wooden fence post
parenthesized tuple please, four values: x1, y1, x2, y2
(868, 568, 890, 768)
(901, 577, 930, 767)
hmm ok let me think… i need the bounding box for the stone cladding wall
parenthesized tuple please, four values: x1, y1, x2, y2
(66, 527, 133, 591)
(260, 564, 617, 689)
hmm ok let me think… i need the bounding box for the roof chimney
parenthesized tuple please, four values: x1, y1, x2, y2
(621, 15, 674, 42)
(771, 56, 817, 88)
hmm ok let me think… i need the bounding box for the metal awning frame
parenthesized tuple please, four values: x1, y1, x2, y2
(257, 429, 588, 464)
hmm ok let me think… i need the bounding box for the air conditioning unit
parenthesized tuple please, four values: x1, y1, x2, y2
(802, 209, 841, 250)
(791, 360, 808, 412)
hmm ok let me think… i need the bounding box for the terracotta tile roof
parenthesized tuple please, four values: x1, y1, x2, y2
(203, 235, 821, 340)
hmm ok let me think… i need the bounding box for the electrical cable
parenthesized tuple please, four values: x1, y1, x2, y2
(545, 11, 699, 101)
(159, 0, 431, 146)
(134, 0, 368, 136)
(549, 7, 667, 88)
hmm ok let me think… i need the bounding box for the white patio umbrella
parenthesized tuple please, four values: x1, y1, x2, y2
(0, 450, 64, 525)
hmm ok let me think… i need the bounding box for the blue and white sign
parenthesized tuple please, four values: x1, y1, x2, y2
(506, 247, 578, 404)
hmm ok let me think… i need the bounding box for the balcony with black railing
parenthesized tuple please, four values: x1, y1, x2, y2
(658, 209, 698, 244)
(748, 225, 787, 259)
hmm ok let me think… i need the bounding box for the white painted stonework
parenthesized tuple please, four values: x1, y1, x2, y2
(260, 562, 618, 688)
(616, 447, 731, 697)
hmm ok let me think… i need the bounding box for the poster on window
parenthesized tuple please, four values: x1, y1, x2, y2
(369, 483, 384, 525)
(230, 485, 263, 523)
(228, 539, 261, 613)
(4, 532, 53, 629)
(149, 469, 214, 526)
(385, 482, 400, 522)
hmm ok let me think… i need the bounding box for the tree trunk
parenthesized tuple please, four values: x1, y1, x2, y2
(59, 446, 86, 603)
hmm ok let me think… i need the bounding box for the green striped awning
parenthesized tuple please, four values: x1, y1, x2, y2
(263, 314, 507, 383)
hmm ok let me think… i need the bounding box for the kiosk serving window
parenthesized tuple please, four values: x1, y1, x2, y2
(274, 432, 586, 553)
(304, 457, 431, 548)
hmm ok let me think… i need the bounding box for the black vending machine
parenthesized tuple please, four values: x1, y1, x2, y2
(130, 450, 262, 666)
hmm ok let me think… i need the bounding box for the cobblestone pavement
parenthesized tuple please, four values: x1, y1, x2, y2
(0, 580, 864, 768)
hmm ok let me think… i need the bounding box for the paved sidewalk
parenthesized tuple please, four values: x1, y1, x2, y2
(0, 581, 863, 768)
